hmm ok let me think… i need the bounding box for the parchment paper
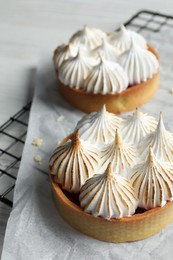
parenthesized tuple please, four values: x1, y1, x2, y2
(2, 27, 173, 260)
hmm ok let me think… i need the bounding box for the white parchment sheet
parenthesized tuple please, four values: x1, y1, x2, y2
(2, 27, 173, 260)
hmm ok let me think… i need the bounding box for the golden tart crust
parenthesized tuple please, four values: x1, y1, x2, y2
(50, 174, 173, 242)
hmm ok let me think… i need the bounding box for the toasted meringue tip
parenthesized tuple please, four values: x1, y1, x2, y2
(148, 146, 154, 162)
(73, 129, 80, 145)
(115, 129, 122, 145)
(106, 162, 113, 177)
(135, 107, 140, 117)
(158, 111, 165, 129)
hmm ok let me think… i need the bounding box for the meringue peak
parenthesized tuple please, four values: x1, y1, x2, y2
(108, 25, 147, 53)
(132, 108, 143, 121)
(83, 56, 129, 94)
(69, 25, 107, 50)
(74, 106, 121, 145)
(92, 37, 120, 62)
(58, 45, 92, 88)
(99, 104, 106, 115)
(148, 146, 154, 165)
(130, 35, 140, 50)
(119, 42, 159, 85)
(135, 107, 140, 118)
(157, 112, 165, 131)
(139, 113, 173, 162)
(115, 129, 122, 146)
(49, 132, 99, 193)
(120, 109, 157, 144)
(100, 130, 138, 178)
(54, 43, 78, 69)
(154, 113, 168, 140)
(131, 148, 173, 209)
(72, 130, 81, 147)
(79, 164, 138, 219)
(120, 24, 126, 33)
(105, 163, 114, 178)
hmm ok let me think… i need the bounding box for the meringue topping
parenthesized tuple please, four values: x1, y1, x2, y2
(119, 38, 159, 85)
(74, 105, 121, 145)
(108, 24, 147, 53)
(120, 108, 157, 144)
(79, 163, 138, 219)
(83, 54, 129, 94)
(139, 113, 173, 162)
(100, 129, 138, 178)
(49, 130, 99, 193)
(54, 43, 78, 70)
(131, 147, 173, 210)
(58, 48, 92, 88)
(69, 25, 107, 50)
(91, 38, 120, 61)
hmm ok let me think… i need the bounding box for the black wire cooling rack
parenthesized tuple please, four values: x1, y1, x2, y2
(124, 10, 173, 32)
(1, 10, 173, 208)
(0, 103, 31, 207)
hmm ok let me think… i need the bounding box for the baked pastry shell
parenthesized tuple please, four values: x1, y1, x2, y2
(53, 44, 159, 114)
(50, 134, 173, 242)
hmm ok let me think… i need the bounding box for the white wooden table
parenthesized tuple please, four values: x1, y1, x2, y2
(0, 0, 173, 257)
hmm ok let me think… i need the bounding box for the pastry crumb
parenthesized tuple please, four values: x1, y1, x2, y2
(169, 88, 173, 94)
(34, 155, 42, 164)
(32, 137, 43, 147)
(57, 115, 64, 122)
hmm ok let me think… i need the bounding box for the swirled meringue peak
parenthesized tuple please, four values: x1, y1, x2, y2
(83, 54, 129, 94)
(99, 129, 139, 178)
(120, 108, 157, 144)
(74, 105, 121, 145)
(79, 163, 138, 219)
(49, 130, 99, 193)
(139, 113, 173, 162)
(58, 47, 92, 88)
(108, 24, 147, 53)
(119, 38, 159, 85)
(91, 38, 120, 61)
(131, 147, 173, 210)
(54, 43, 78, 70)
(69, 25, 107, 50)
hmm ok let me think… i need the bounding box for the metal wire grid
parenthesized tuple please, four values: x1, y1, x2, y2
(0, 10, 173, 208)
(124, 10, 173, 32)
(0, 103, 31, 207)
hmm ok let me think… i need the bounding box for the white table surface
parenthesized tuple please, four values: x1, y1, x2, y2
(1, 0, 173, 258)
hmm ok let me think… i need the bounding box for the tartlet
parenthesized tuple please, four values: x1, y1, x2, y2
(53, 25, 159, 114)
(49, 108, 173, 242)
(50, 174, 173, 242)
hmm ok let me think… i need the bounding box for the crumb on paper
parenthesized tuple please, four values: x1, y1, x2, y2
(57, 115, 64, 122)
(34, 155, 42, 165)
(32, 137, 43, 147)
(169, 88, 173, 94)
